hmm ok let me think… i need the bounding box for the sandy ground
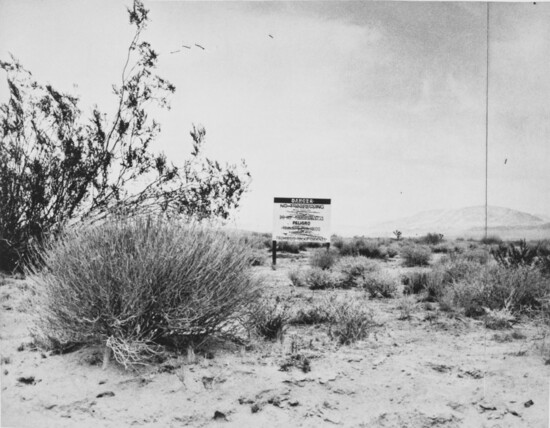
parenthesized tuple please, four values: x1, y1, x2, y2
(1, 254, 549, 428)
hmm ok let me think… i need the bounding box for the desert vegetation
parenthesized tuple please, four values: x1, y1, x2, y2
(1, 1, 549, 426)
(280, 234, 550, 334)
(3, 220, 550, 426)
(0, 0, 250, 273)
(14, 213, 550, 371)
(27, 217, 261, 368)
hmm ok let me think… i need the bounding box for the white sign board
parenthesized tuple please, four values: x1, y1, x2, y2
(272, 197, 331, 243)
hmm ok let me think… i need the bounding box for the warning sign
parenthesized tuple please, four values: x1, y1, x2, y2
(272, 197, 331, 243)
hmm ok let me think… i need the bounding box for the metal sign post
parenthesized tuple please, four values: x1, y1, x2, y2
(272, 240, 277, 266)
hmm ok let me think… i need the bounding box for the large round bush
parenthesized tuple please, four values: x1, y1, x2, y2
(28, 217, 260, 366)
(400, 244, 432, 267)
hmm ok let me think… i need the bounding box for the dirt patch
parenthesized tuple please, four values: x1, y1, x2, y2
(1, 255, 549, 427)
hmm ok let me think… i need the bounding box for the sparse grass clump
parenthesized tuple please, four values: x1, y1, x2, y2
(288, 267, 342, 290)
(400, 244, 432, 267)
(483, 308, 516, 330)
(290, 302, 332, 325)
(247, 299, 290, 341)
(279, 353, 311, 373)
(327, 296, 377, 345)
(0, 273, 9, 286)
(235, 231, 272, 250)
(248, 249, 267, 266)
(493, 330, 526, 342)
(396, 296, 416, 320)
(402, 271, 430, 295)
(28, 217, 261, 367)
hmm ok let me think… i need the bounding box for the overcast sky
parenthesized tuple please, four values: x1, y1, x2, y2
(1, 1, 549, 235)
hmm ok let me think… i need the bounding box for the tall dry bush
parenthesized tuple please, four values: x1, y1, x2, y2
(27, 217, 260, 367)
(400, 244, 432, 267)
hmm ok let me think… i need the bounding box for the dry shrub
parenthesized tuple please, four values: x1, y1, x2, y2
(452, 265, 549, 318)
(290, 302, 333, 325)
(462, 247, 491, 264)
(309, 248, 339, 270)
(326, 296, 377, 345)
(290, 295, 379, 344)
(431, 243, 451, 254)
(396, 296, 416, 320)
(333, 256, 379, 289)
(331, 235, 345, 251)
(435, 254, 481, 283)
(402, 271, 430, 295)
(306, 268, 343, 290)
(400, 244, 432, 267)
(288, 268, 307, 287)
(481, 235, 503, 245)
(384, 244, 400, 258)
(404, 254, 483, 303)
(362, 272, 398, 298)
(338, 238, 388, 259)
(247, 249, 267, 266)
(422, 233, 444, 245)
(491, 239, 539, 269)
(289, 266, 345, 290)
(27, 217, 260, 367)
(234, 231, 271, 250)
(483, 308, 515, 330)
(277, 241, 303, 254)
(423, 269, 450, 302)
(493, 330, 526, 342)
(247, 298, 290, 341)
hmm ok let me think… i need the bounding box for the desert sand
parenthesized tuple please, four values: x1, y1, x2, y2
(1, 253, 549, 428)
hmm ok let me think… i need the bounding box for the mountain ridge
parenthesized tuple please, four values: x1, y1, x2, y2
(364, 206, 549, 239)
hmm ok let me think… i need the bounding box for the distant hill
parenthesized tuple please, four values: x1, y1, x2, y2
(535, 213, 550, 223)
(365, 206, 550, 240)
